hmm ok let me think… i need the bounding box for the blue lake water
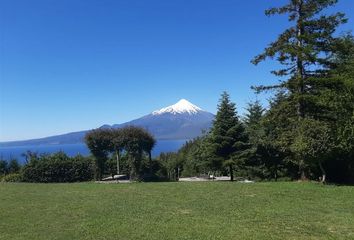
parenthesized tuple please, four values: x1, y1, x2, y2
(0, 139, 187, 163)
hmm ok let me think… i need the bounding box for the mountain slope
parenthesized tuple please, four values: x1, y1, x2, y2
(115, 101, 214, 139)
(0, 99, 214, 147)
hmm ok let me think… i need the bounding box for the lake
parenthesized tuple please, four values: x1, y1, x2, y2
(0, 139, 187, 163)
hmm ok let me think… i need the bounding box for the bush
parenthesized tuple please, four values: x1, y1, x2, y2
(0, 158, 22, 177)
(1, 173, 23, 182)
(7, 159, 21, 173)
(22, 152, 94, 183)
(0, 160, 8, 175)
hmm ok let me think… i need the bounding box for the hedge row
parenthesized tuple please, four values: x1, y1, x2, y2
(21, 152, 94, 183)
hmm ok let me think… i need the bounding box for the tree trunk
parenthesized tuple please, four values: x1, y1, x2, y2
(229, 165, 234, 181)
(301, 170, 306, 180)
(297, 156, 306, 180)
(116, 150, 120, 175)
(296, 1, 308, 182)
(296, 0, 305, 119)
(299, 162, 307, 181)
(149, 151, 152, 174)
(131, 150, 142, 181)
(95, 156, 105, 181)
(319, 160, 326, 183)
(94, 164, 101, 181)
(130, 155, 136, 181)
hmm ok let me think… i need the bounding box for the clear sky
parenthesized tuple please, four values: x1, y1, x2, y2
(1, 0, 353, 141)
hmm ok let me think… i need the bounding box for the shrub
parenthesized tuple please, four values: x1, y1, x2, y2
(7, 159, 21, 173)
(0, 158, 22, 177)
(22, 152, 94, 183)
(0, 160, 8, 175)
(1, 173, 23, 182)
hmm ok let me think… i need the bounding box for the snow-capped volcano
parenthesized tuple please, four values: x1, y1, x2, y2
(152, 99, 202, 115)
(126, 99, 214, 139)
(1, 99, 215, 147)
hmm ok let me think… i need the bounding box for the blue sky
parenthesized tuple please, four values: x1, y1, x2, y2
(1, 0, 353, 141)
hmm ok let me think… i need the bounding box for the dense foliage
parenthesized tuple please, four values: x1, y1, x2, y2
(21, 152, 94, 183)
(1, 173, 23, 182)
(0, 158, 22, 182)
(157, 0, 354, 184)
(85, 126, 156, 181)
(0, 159, 21, 175)
(251, 0, 353, 183)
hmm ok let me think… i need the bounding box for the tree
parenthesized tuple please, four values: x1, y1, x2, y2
(0, 159, 8, 176)
(260, 91, 295, 181)
(111, 128, 125, 175)
(252, 0, 347, 180)
(290, 119, 332, 182)
(21, 151, 38, 164)
(244, 100, 265, 145)
(322, 35, 354, 183)
(85, 129, 113, 180)
(141, 130, 156, 175)
(7, 159, 21, 173)
(119, 126, 156, 181)
(208, 92, 249, 181)
(157, 152, 179, 180)
(85, 126, 156, 181)
(242, 100, 266, 179)
(174, 137, 210, 177)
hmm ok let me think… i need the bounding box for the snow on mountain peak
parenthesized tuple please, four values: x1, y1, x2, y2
(152, 99, 202, 115)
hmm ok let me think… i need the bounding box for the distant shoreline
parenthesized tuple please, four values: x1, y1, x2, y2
(0, 139, 187, 162)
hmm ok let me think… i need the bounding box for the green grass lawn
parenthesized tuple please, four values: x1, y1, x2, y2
(0, 182, 353, 240)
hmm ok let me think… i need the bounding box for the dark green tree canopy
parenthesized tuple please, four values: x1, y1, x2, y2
(251, 0, 350, 182)
(252, 0, 347, 100)
(244, 100, 265, 145)
(85, 128, 113, 156)
(119, 126, 156, 155)
(210, 92, 241, 158)
(208, 92, 249, 180)
(85, 126, 156, 180)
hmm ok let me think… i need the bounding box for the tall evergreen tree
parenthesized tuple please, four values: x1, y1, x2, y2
(252, 0, 347, 179)
(260, 91, 294, 180)
(322, 35, 354, 183)
(208, 92, 249, 181)
(252, 0, 346, 98)
(244, 100, 265, 145)
(243, 100, 266, 179)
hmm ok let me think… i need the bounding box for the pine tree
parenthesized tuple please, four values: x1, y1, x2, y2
(244, 100, 265, 145)
(322, 35, 354, 183)
(252, 0, 347, 97)
(208, 92, 249, 181)
(252, 0, 347, 180)
(243, 100, 266, 179)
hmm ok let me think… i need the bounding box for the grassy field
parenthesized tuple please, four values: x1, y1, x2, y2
(0, 182, 353, 240)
